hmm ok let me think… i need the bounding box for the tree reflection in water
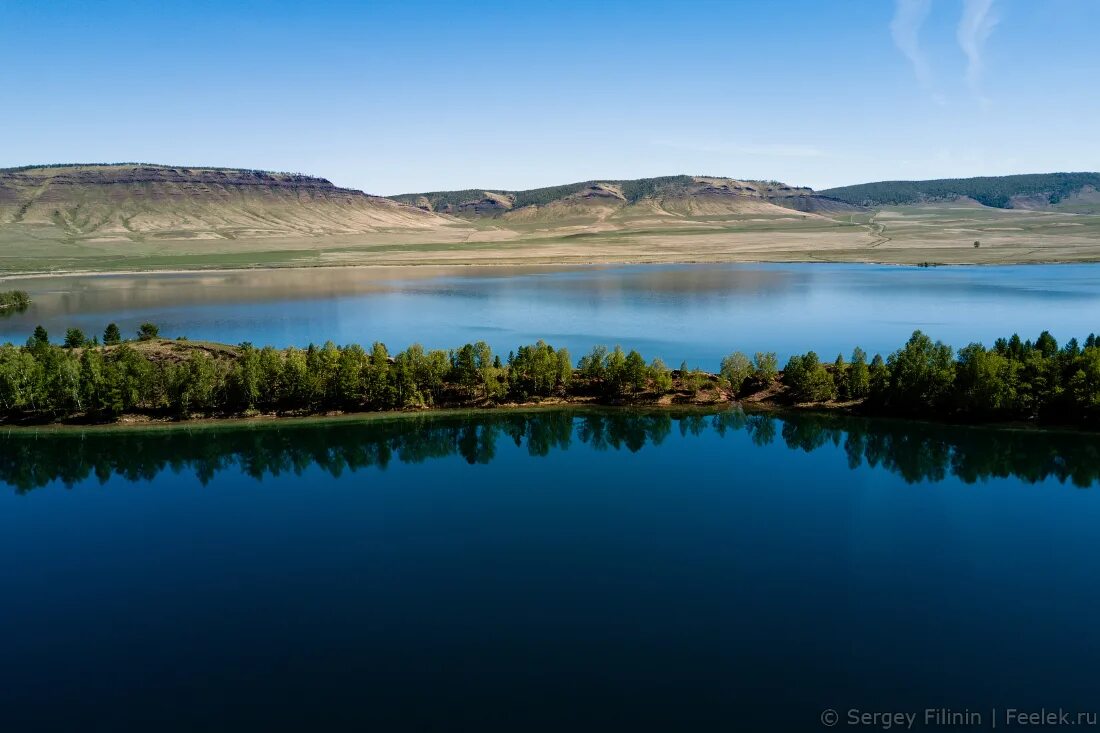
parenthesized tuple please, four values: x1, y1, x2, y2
(1, 409, 1097, 493)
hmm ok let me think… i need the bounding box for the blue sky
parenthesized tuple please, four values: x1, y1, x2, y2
(1, 0, 1098, 193)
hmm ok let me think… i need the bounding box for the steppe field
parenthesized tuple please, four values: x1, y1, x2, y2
(5, 205, 1100, 275)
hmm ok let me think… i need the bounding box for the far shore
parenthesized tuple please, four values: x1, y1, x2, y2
(0, 255, 1096, 282)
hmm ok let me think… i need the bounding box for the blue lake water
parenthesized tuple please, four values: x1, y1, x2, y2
(2, 409, 1099, 731)
(2, 262, 1098, 366)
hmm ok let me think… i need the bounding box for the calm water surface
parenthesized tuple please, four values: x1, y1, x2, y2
(2, 263, 1098, 365)
(2, 409, 1099, 731)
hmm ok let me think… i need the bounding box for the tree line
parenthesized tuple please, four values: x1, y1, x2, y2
(0, 324, 690, 422)
(774, 330, 1100, 426)
(0, 323, 1098, 427)
(821, 172, 1100, 209)
(0, 290, 30, 311)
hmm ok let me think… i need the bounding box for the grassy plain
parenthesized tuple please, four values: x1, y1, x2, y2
(3, 203, 1100, 275)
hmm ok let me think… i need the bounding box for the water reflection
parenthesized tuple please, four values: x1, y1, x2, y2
(0, 303, 28, 319)
(4, 263, 1100, 366)
(2, 409, 1097, 492)
(767, 413, 1100, 487)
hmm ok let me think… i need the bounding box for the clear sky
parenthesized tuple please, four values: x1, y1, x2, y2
(1, 0, 1097, 194)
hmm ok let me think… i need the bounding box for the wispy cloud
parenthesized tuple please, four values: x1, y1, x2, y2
(957, 0, 999, 98)
(890, 0, 935, 92)
(649, 140, 829, 159)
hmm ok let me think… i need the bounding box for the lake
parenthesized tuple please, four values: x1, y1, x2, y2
(2, 408, 1099, 731)
(2, 262, 1098, 366)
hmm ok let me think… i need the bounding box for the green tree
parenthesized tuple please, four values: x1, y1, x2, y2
(78, 349, 107, 412)
(885, 330, 956, 412)
(473, 341, 495, 397)
(282, 348, 313, 407)
(578, 345, 608, 383)
(649, 358, 673, 392)
(103, 323, 122, 346)
(137, 323, 160, 341)
(719, 351, 753, 394)
(556, 348, 573, 389)
(45, 349, 83, 413)
(364, 342, 394, 406)
(833, 353, 849, 400)
(604, 346, 628, 395)
(451, 343, 479, 395)
(172, 352, 220, 415)
(391, 351, 420, 407)
(623, 349, 648, 394)
(847, 347, 870, 399)
(333, 344, 366, 406)
(396, 344, 448, 406)
(783, 351, 835, 402)
(0, 346, 42, 412)
(305, 342, 341, 406)
(229, 343, 263, 410)
(954, 343, 1017, 416)
(509, 340, 565, 399)
(32, 325, 49, 346)
(753, 352, 779, 383)
(105, 345, 154, 414)
(783, 354, 805, 390)
(64, 328, 87, 349)
(1067, 347, 1100, 420)
(868, 354, 890, 404)
(1035, 330, 1058, 359)
(256, 346, 284, 407)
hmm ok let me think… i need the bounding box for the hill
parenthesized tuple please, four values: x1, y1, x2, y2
(2, 165, 1100, 272)
(393, 175, 860, 221)
(0, 163, 447, 242)
(822, 172, 1100, 210)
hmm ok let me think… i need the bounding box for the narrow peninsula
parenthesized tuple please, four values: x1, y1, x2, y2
(2, 324, 1098, 430)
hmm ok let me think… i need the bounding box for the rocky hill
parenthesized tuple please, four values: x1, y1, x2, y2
(394, 175, 860, 222)
(0, 166, 859, 247)
(5, 164, 1098, 273)
(0, 164, 446, 242)
(821, 172, 1100, 211)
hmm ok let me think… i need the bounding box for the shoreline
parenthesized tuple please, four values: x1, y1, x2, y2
(0, 399, 734, 434)
(3, 394, 1094, 438)
(1, 256, 1096, 282)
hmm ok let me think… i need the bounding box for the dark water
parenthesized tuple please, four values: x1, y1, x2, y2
(2, 409, 1099, 731)
(3, 263, 1098, 366)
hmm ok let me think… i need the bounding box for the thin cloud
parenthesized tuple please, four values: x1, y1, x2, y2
(890, 0, 935, 90)
(958, 0, 999, 96)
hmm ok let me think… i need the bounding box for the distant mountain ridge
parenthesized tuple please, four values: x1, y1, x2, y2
(392, 175, 858, 219)
(822, 172, 1100, 210)
(0, 162, 306, 176)
(4, 164, 1100, 261)
(0, 164, 445, 242)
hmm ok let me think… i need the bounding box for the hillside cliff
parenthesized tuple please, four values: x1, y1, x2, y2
(394, 175, 859, 221)
(0, 164, 446, 241)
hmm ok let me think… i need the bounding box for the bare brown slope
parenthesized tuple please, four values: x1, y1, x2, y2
(0, 164, 449, 242)
(398, 175, 862, 224)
